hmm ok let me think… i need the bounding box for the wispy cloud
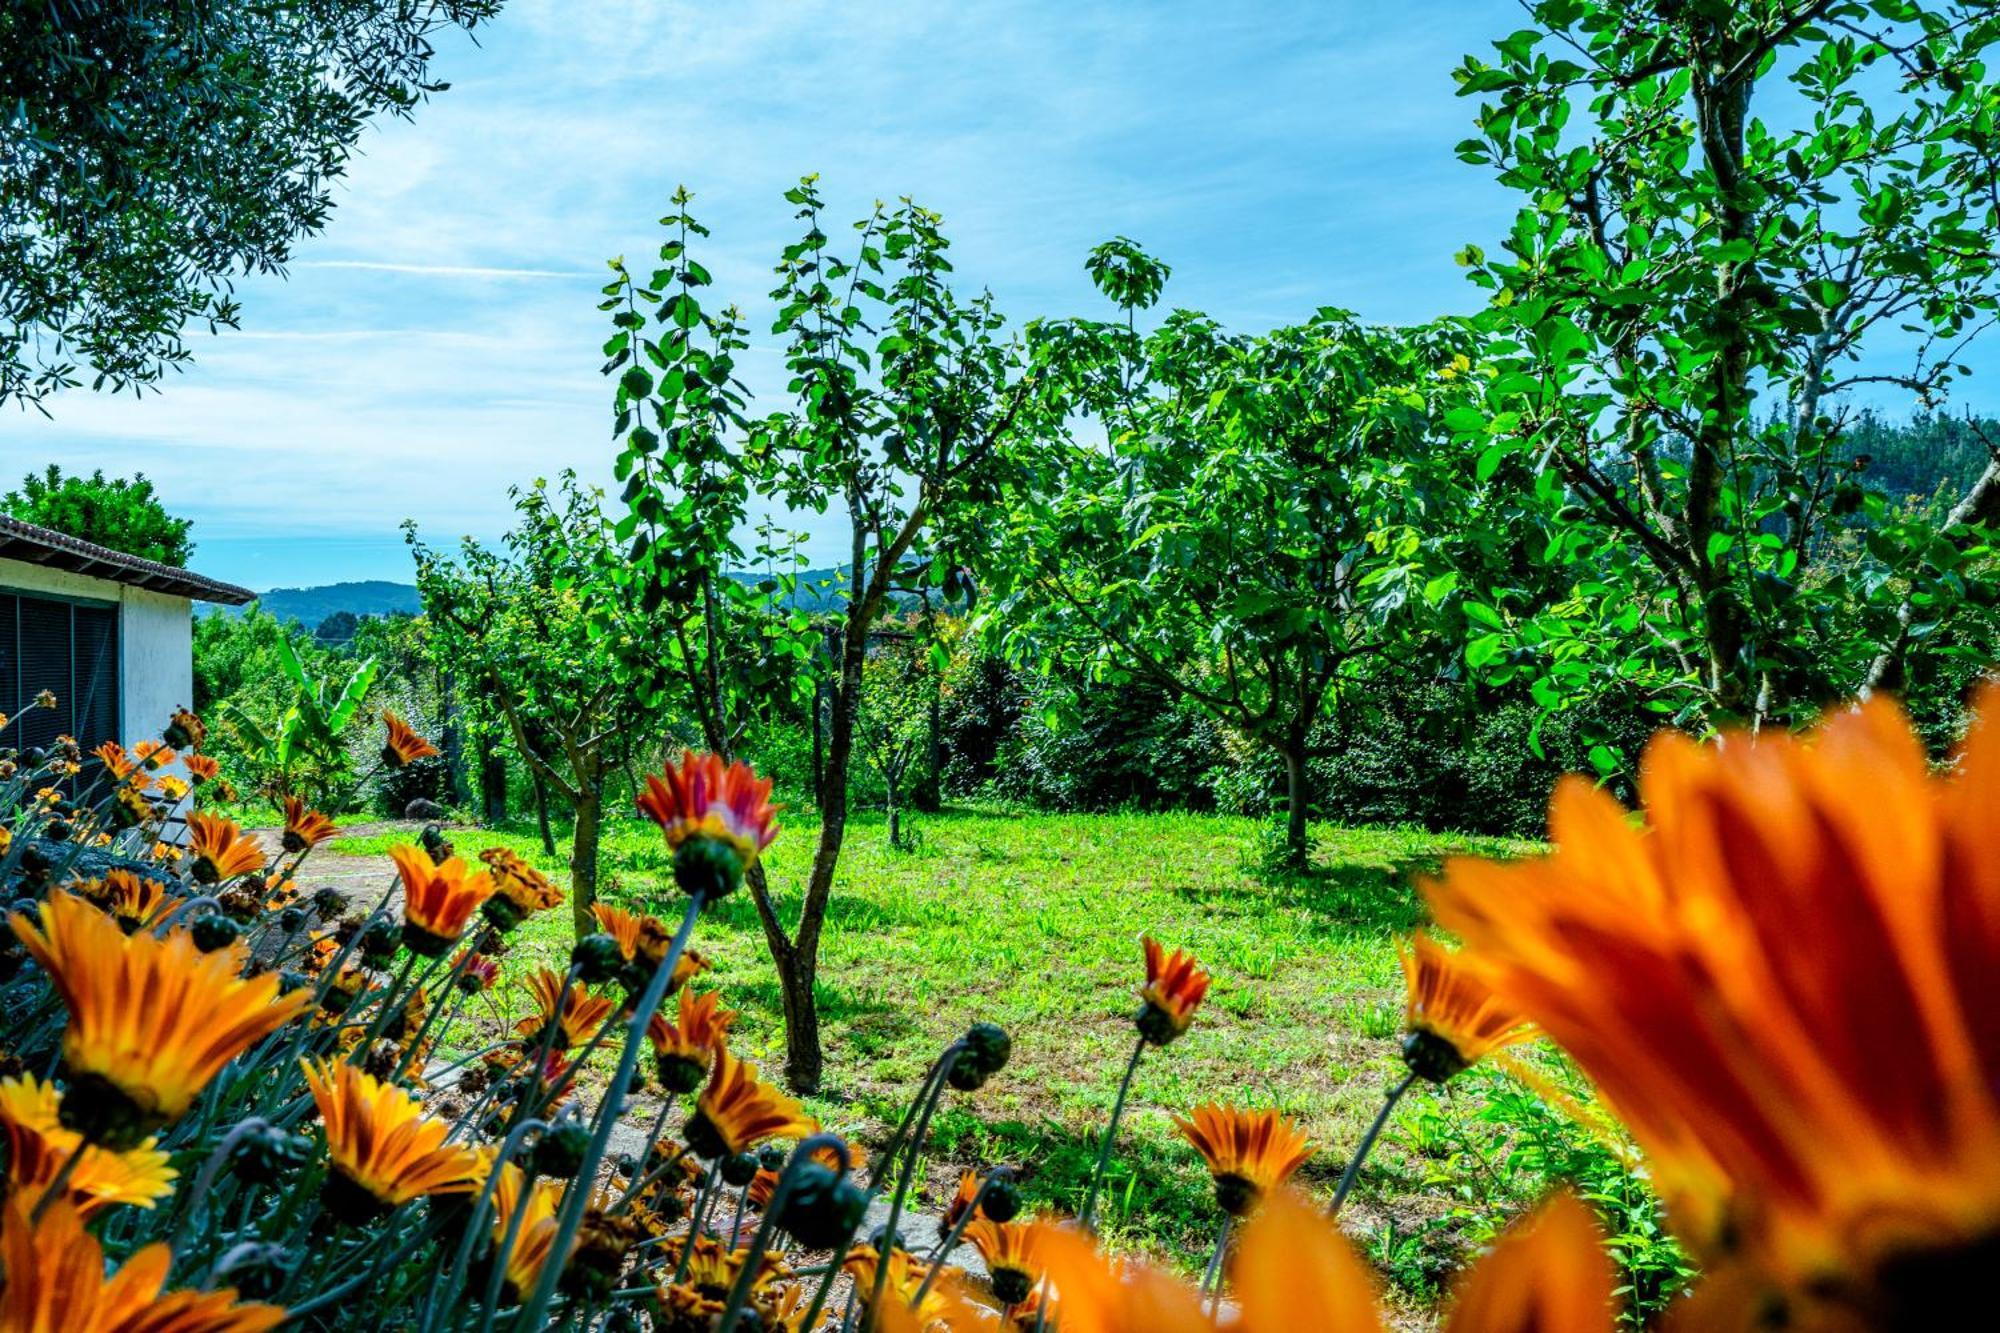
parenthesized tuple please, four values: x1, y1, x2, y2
(295, 260, 601, 279)
(18, 0, 1538, 589)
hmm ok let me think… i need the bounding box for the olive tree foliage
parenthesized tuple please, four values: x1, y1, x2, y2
(1, 0, 500, 410)
(602, 179, 1050, 1092)
(987, 244, 1485, 869)
(407, 475, 666, 936)
(1448, 0, 2000, 739)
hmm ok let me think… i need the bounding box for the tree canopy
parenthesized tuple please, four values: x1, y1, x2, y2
(0, 0, 501, 409)
(2, 464, 194, 565)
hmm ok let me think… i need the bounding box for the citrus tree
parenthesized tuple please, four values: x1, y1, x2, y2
(408, 474, 666, 935)
(1448, 0, 2000, 739)
(990, 247, 1484, 868)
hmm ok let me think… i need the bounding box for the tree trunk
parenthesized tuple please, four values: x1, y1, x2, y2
(1281, 743, 1310, 870)
(568, 785, 602, 938)
(776, 946, 822, 1093)
(530, 771, 557, 856)
(480, 749, 508, 825)
(887, 783, 901, 850)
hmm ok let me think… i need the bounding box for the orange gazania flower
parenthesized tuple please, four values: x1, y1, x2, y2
(646, 987, 736, 1092)
(1424, 689, 2000, 1326)
(185, 811, 265, 885)
(280, 795, 337, 853)
(380, 709, 440, 768)
(637, 750, 781, 863)
(514, 966, 616, 1050)
(390, 843, 496, 955)
(8, 892, 310, 1144)
(592, 902, 711, 991)
(92, 741, 136, 781)
(684, 1050, 817, 1160)
(165, 707, 206, 751)
(0, 1199, 284, 1333)
(1137, 936, 1211, 1045)
(965, 1219, 1045, 1307)
(1171, 1104, 1314, 1216)
(75, 869, 174, 934)
(487, 1160, 567, 1301)
(841, 1247, 963, 1331)
(0, 1075, 176, 1219)
(301, 1059, 483, 1223)
(479, 846, 562, 929)
(184, 753, 222, 785)
(1397, 931, 1534, 1083)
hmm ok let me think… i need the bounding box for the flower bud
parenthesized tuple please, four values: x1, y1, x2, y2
(232, 1122, 312, 1184)
(775, 1162, 868, 1250)
(721, 1151, 761, 1187)
(947, 1022, 1012, 1091)
(531, 1119, 593, 1179)
(673, 835, 745, 900)
(190, 913, 242, 953)
(571, 933, 624, 985)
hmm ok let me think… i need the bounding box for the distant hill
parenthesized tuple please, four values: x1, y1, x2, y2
(211, 567, 918, 631)
(218, 580, 424, 626)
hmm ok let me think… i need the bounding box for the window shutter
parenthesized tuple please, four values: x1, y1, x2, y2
(72, 604, 119, 754)
(16, 596, 72, 753)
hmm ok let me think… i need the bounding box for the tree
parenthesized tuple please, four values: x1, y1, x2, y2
(991, 249, 1481, 868)
(603, 180, 1050, 1091)
(858, 625, 935, 850)
(1, 0, 501, 409)
(1449, 0, 2000, 735)
(2, 465, 193, 565)
(409, 474, 667, 935)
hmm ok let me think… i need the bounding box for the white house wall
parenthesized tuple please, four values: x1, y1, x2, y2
(0, 556, 194, 749)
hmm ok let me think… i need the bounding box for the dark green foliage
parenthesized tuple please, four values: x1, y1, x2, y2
(1, 0, 501, 408)
(3, 465, 193, 565)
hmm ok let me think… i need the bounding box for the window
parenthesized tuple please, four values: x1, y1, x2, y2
(0, 589, 120, 757)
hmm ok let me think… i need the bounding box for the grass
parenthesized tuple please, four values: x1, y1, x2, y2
(319, 803, 1546, 1309)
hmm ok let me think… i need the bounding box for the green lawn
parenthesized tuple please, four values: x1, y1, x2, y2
(324, 805, 1549, 1307)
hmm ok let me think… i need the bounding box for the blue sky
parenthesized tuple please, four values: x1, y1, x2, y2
(13, 0, 1532, 590)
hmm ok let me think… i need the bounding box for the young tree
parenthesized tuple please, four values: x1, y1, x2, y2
(858, 626, 935, 850)
(603, 180, 1049, 1091)
(408, 475, 663, 935)
(1449, 0, 2000, 732)
(991, 250, 1481, 868)
(2, 0, 500, 409)
(3, 466, 194, 565)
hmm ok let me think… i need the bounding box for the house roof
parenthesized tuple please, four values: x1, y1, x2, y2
(0, 516, 255, 605)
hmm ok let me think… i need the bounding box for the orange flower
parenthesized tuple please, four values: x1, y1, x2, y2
(637, 751, 781, 862)
(685, 1049, 817, 1159)
(8, 892, 310, 1144)
(183, 753, 222, 785)
(164, 707, 206, 751)
(0, 1199, 284, 1332)
(1137, 936, 1211, 1045)
(514, 966, 616, 1050)
(646, 987, 736, 1092)
(1397, 931, 1534, 1082)
(965, 1219, 1044, 1306)
(390, 843, 496, 955)
(92, 741, 135, 781)
(1170, 1104, 1313, 1216)
(0, 1075, 176, 1219)
(301, 1059, 483, 1222)
(380, 709, 440, 768)
(184, 812, 264, 884)
(593, 902, 710, 991)
(75, 869, 173, 934)
(280, 795, 337, 853)
(1424, 690, 2000, 1325)
(479, 846, 562, 929)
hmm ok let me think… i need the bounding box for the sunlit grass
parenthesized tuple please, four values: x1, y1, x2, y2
(324, 805, 1534, 1280)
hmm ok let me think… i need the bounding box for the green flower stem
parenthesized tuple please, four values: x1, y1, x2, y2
(715, 1133, 852, 1333)
(867, 1051, 952, 1192)
(912, 1167, 1009, 1304)
(1079, 1035, 1148, 1230)
(512, 890, 706, 1332)
(424, 1116, 545, 1333)
(670, 1160, 725, 1286)
(868, 1043, 964, 1318)
(1199, 1212, 1233, 1311)
(392, 946, 480, 1081)
(1329, 1068, 1418, 1217)
(343, 948, 421, 1065)
(800, 1233, 857, 1333)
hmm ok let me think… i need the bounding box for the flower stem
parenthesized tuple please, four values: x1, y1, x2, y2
(868, 1044, 964, 1318)
(1079, 1036, 1147, 1231)
(512, 890, 705, 1333)
(1200, 1212, 1233, 1313)
(1329, 1069, 1417, 1217)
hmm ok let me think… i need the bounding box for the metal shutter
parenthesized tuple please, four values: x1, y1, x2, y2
(0, 596, 14, 730)
(72, 604, 119, 754)
(16, 596, 72, 753)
